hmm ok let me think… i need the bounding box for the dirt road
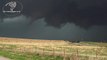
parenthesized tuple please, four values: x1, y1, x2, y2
(0, 56, 10, 60)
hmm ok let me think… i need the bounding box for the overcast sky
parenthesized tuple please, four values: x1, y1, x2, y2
(0, 15, 107, 41)
(0, 0, 107, 42)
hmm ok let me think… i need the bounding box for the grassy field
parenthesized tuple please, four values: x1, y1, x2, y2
(0, 37, 107, 60)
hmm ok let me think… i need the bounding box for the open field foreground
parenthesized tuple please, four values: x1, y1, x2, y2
(0, 37, 107, 60)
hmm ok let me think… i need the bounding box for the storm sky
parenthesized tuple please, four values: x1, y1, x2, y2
(0, 0, 107, 42)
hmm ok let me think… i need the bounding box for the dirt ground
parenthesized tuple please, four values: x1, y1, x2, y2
(0, 56, 10, 60)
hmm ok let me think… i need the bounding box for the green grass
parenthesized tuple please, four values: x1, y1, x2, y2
(0, 42, 107, 60)
(0, 50, 63, 60)
(0, 44, 63, 60)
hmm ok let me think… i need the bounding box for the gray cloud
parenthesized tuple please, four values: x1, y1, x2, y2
(21, 0, 107, 28)
(1, 0, 107, 28)
(0, 0, 107, 42)
(0, 16, 107, 42)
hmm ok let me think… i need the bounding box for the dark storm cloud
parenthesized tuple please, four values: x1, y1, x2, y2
(0, 0, 107, 28)
(0, 17, 107, 42)
(0, 15, 30, 38)
(0, 0, 107, 42)
(20, 0, 107, 28)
